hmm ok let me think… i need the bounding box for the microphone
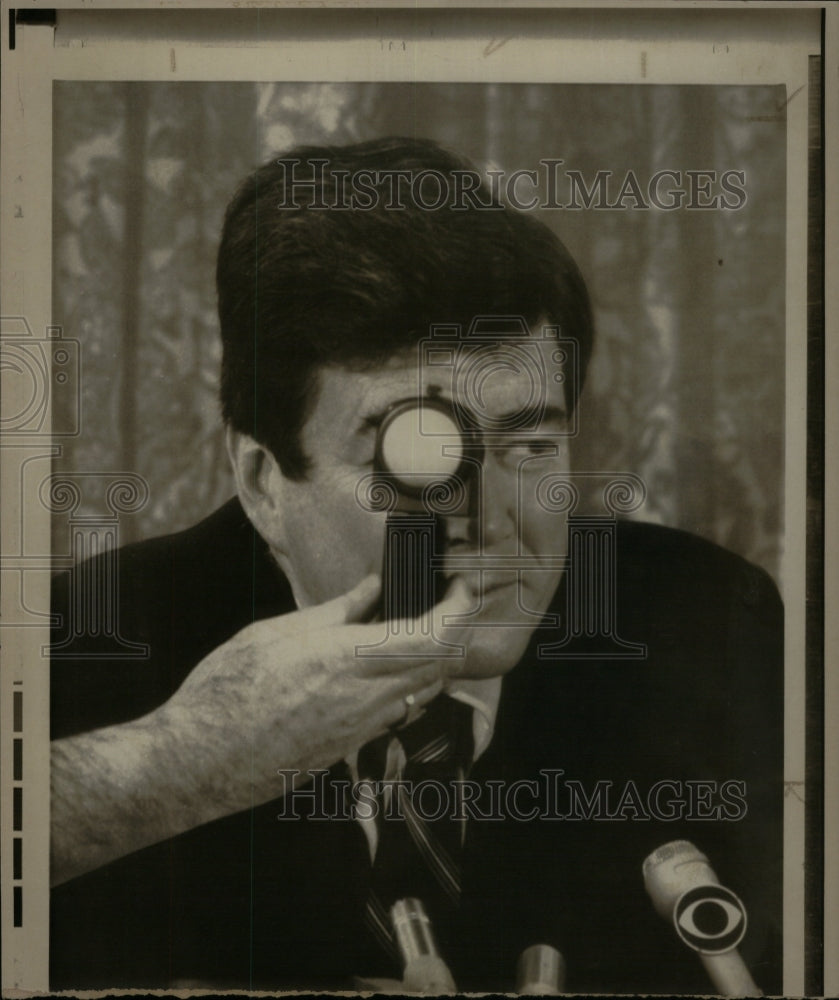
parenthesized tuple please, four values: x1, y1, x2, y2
(515, 944, 566, 995)
(643, 840, 761, 996)
(390, 898, 457, 994)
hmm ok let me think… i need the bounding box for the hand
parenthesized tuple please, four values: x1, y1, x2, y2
(50, 574, 472, 886)
(153, 573, 473, 817)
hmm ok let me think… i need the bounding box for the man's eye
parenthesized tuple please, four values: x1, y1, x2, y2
(532, 440, 556, 454)
(488, 439, 559, 464)
(518, 439, 556, 456)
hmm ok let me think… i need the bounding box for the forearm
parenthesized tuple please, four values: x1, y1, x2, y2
(49, 707, 259, 887)
(49, 577, 453, 887)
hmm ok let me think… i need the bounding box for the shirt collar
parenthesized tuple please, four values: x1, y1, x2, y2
(446, 676, 502, 761)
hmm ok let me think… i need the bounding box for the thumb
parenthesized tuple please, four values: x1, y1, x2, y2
(318, 573, 381, 626)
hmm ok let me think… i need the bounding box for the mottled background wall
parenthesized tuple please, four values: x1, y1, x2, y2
(52, 82, 786, 582)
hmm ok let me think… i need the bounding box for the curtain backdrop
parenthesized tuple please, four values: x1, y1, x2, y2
(53, 82, 786, 581)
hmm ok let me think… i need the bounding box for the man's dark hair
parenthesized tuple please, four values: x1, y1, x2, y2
(217, 136, 594, 479)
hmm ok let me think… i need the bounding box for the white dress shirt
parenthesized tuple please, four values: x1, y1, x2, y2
(348, 677, 502, 861)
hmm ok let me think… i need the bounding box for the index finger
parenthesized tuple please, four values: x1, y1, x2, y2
(343, 577, 474, 674)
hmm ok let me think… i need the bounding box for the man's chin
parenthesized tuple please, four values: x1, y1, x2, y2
(448, 625, 539, 679)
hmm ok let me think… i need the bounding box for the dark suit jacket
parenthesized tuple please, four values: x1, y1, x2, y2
(50, 499, 783, 994)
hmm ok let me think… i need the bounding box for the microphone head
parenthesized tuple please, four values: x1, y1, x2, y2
(643, 841, 749, 957)
(515, 944, 566, 995)
(391, 898, 440, 963)
(390, 899, 457, 994)
(642, 840, 719, 919)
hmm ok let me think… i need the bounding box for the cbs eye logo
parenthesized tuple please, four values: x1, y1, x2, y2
(673, 885, 747, 954)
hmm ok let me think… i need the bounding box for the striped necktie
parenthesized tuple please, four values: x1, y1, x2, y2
(359, 694, 475, 961)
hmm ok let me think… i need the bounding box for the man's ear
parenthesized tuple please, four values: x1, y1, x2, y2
(225, 426, 288, 549)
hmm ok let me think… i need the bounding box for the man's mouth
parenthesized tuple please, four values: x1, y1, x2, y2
(441, 568, 521, 600)
(481, 575, 519, 597)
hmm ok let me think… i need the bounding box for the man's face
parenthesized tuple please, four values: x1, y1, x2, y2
(271, 331, 571, 678)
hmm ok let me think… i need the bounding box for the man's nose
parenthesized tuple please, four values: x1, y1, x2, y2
(474, 449, 520, 549)
(442, 451, 520, 551)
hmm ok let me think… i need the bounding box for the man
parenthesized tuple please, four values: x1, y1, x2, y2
(50, 137, 783, 994)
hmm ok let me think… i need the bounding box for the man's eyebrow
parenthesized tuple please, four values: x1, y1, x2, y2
(358, 401, 568, 434)
(489, 404, 569, 430)
(357, 395, 456, 434)
(356, 407, 406, 435)
(358, 412, 385, 433)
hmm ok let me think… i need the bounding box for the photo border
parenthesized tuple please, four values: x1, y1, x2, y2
(0, 3, 833, 996)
